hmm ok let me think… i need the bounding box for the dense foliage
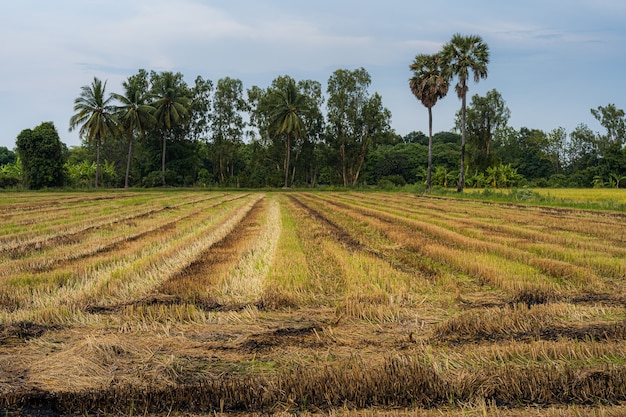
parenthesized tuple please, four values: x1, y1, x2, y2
(15, 122, 66, 189)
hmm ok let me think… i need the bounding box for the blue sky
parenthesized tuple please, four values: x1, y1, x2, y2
(1, 0, 625, 150)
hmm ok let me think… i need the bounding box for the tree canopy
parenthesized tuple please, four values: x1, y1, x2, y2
(16, 122, 65, 189)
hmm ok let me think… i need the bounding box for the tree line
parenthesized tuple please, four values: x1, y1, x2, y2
(1, 33, 624, 190)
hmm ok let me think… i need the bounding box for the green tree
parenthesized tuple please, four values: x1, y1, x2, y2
(441, 33, 490, 192)
(566, 123, 598, 186)
(69, 77, 118, 188)
(151, 71, 190, 186)
(112, 70, 156, 188)
(403, 131, 428, 145)
(246, 85, 284, 187)
(247, 85, 272, 145)
(410, 53, 450, 190)
(293, 79, 325, 186)
(268, 77, 307, 188)
(591, 104, 626, 178)
(591, 104, 625, 149)
(16, 122, 65, 189)
(546, 127, 568, 175)
(326, 68, 392, 187)
(459, 89, 509, 172)
(0, 146, 16, 165)
(364, 142, 427, 185)
(500, 127, 553, 182)
(187, 76, 213, 143)
(212, 77, 248, 184)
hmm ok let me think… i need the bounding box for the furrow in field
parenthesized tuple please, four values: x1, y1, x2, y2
(0, 193, 129, 217)
(259, 194, 352, 307)
(77, 194, 264, 309)
(151, 196, 267, 309)
(340, 192, 626, 284)
(341, 192, 626, 252)
(284, 194, 439, 323)
(0, 193, 248, 277)
(430, 303, 626, 345)
(0, 194, 262, 324)
(0, 192, 177, 234)
(317, 193, 619, 292)
(80, 192, 269, 315)
(0, 193, 147, 226)
(217, 195, 282, 305)
(256, 196, 315, 308)
(289, 194, 433, 276)
(303, 194, 599, 303)
(380, 193, 626, 250)
(0, 193, 228, 257)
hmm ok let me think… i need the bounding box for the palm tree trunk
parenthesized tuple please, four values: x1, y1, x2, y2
(125, 134, 133, 189)
(457, 91, 467, 192)
(284, 133, 291, 188)
(161, 133, 167, 186)
(427, 106, 433, 191)
(95, 136, 101, 189)
(290, 145, 302, 187)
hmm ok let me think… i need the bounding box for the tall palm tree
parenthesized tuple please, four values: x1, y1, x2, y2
(441, 33, 489, 192)
(112, 74, 156, 188)
(269, 80, 307, 188)
(152, 72, 190, 186)
(410, 53, 450, 191)
(69, 77, 118, 188)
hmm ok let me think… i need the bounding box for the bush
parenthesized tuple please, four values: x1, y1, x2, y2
(376, 179, 395, 190)
(508, 188, 536, 202)
(196, 169, 214, 187)
(377, 175, 406, 189)
(0, 159, 22, 188)
(0, 173, 20, 188)
(142, 170, 179, 187)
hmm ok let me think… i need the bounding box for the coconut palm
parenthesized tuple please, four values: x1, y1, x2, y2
(441, 33, 490, 192)
(112, 74, 156, 188)
(69, 77, 118, 188)
(152, 72, 190, 186)
(268, 79, 307, 188)
(410, 53, 450, 190)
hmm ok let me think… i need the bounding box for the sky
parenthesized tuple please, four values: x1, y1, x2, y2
(1, 0, 625, 150)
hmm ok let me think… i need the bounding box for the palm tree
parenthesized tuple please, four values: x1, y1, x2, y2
(152, 72, 190, 186)
(410, 53, 449, 191)
(268, 80, 307, 188)
(112, 74, 155, 188)
(441, 33, 490, 192)
(69, 77, 118, 188)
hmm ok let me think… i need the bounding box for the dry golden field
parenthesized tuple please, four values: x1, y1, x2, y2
(0, 190, 625, 416)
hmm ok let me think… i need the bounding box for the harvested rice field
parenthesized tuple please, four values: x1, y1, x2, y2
(1, 190, 625, 416)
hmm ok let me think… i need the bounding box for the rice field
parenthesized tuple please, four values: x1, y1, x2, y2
(531, 188, 626, 204)
(1, 190, 625, 416)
